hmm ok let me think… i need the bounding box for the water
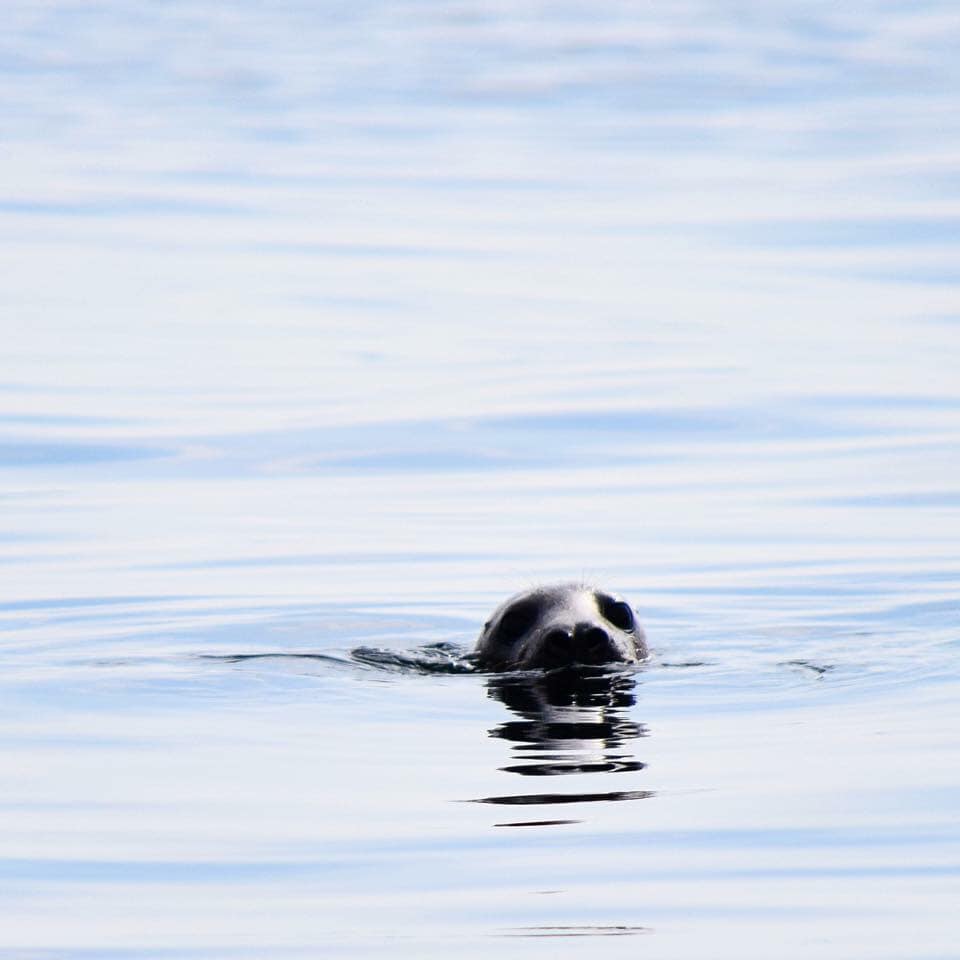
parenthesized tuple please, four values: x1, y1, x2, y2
(3, 1, 960, 956)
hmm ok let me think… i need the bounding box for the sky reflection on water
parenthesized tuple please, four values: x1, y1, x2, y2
(2, 0, 960, 956)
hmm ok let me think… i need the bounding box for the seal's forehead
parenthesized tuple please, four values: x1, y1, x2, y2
(497, 583, 601, 614)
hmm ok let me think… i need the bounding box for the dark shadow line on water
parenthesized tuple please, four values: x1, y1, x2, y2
(496, 925, 649, 938)
(500, 760, 646, 776)
(468, 790, 655, 806)
(782, 659, 836, 676)
(495, 819, 583, 827)
(198, 652, 349, 666)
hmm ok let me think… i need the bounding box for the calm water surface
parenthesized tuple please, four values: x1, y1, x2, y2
(2, 1, 960, 957)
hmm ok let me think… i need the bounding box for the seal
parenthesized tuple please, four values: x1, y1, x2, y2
(474, 583, 647, 671)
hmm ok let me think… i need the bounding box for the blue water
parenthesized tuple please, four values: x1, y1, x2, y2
(2, 1, 960, 956)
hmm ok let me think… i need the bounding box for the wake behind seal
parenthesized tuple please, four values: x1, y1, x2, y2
(474, 583, 647, 671)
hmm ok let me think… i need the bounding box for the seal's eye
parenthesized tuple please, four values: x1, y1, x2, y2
(495, 600, 540, 643)
(597, 594, 635, 633)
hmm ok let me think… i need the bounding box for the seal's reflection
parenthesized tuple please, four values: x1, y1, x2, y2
(474, 669, 652, 824)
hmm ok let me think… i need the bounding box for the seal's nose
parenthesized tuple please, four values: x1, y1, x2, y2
(573, 622, 616, 664)
(540, 626, 574, 665)
(537, 622, 616, 666)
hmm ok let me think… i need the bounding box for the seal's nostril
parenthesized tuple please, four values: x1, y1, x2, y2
(543, 628, 572, 651)
(574, 624, 614, 663)
(538, 628, 574, 665)
(577, 624, 610, 647)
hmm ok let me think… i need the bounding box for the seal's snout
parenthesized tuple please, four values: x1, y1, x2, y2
(474, 583, 647, 671)
(539, 626, 573, 665)
(540, 623, 615, 666)
(574, 622, 617, 664)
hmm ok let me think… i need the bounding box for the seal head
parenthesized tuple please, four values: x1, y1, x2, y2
(474, 583, 647, 671)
